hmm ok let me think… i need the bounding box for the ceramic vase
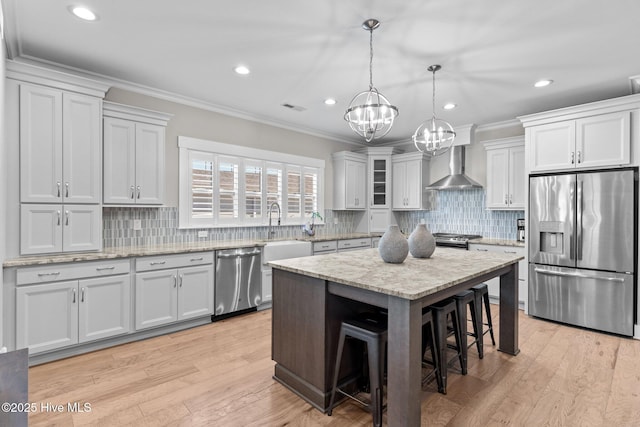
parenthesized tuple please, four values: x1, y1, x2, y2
(378, 225, 409, 264)
(408, 223, 436, 258)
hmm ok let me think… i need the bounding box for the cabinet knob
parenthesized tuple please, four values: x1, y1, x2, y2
(65, 210, 70, 226)
(72, 288, 76, 303)
(571, 152, 575, 164)
(57, 182, 61, 198)
(65, 182, 69, 198)
(577, 151, 582, 164)
(57, 210, 61, 226)
(137, 186, 141, 199)
(130, 185, 135, 199)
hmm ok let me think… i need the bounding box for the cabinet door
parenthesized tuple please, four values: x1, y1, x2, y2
(16, 281, 78, 354)
(20, 204, 63, 255)
(576, 111, 631, 169)
(485, 149, 509, 209)
(19, 84, 63, 203)
(404, 160, 422, 209)
(62, 205, 102, 252)
(135, 270, 178, 330)
(135, 123, 165, 205)
(177, 265, 214, 320)
(508, 146, 526, 208)
(78, 275, 131, 343)
(369, 209, 391, 233)
(370, 157, 390, 208)
(261, 269, 273, 304)
(103, 117, 137, 204)
(62, 93, 101, 203)
(528, 121, 575, 172)
(391, 161, 406, 209)
(345, 160, 365, 209)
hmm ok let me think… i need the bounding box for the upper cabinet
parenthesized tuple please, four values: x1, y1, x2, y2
(368, 154, 392, 209)
(103, 102, 172, 205)
(19, 84, 102, 204)
(520, 97, 636, 173)
(484, 137, 525, 210)
(392, 152, 431, 210)
(332, 151, 366, 210)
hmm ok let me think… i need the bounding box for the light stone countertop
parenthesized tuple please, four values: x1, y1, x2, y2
(269, 247, 523, 301)
(469, 238, 525, 248)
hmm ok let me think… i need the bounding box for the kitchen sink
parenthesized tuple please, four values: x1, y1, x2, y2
(263, 240, 312, 264)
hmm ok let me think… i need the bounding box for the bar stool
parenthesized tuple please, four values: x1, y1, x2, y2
(428, 298, 465, 394)
(421, 309, 444, 392)
(453, 289, 483, 360)
(472, 283, 496, 346)
(327, 318, 388, 427)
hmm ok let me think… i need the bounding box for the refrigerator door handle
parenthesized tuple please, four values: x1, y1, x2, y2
(533, 267, 625, 283)
(576, 179, 583, 261)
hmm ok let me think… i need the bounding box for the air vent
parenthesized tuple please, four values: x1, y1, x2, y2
(281, 103, 306, 112)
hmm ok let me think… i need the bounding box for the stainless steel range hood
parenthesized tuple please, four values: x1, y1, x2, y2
(426, 145, 482, 190)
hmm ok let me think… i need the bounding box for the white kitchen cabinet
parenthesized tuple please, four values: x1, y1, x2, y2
(103, 102, 171, 205)
(15, 260, 131, 355)
(484, 138, 525, 210)
(332, 151, 366, 210)
(392, 152, 431, 210)
(20, 204, 101, 255)
(134, 252, 214, 330)
(527, 111, 630, 172)
(468, 243, 526, 309)
(19, 84, 102, 204)
(337, 237, 372, 252)
(312, 240, 338, 255)
(368, 209, 392, 233)
(368, 155, 391, 209)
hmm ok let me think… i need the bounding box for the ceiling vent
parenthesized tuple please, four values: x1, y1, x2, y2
(281, 103, 306, 112)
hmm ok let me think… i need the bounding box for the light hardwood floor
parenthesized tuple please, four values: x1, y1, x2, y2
(28, 307, 640, 426)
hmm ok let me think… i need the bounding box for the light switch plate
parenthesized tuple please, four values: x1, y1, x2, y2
(133, 219, 142, 230)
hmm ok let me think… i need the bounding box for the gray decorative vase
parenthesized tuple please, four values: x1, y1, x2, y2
(378, 225, 409, 264)
(408, 223, 436, 258)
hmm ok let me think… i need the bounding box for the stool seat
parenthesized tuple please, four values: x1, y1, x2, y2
(327, 318, 388, 427)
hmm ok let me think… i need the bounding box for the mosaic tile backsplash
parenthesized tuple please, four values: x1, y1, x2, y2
(103, 189, 521, 248)
(395, 189, 524, 240)
(103, 207, 358, 248)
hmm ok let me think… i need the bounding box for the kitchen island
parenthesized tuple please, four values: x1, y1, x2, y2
(270, 247, 522, 427)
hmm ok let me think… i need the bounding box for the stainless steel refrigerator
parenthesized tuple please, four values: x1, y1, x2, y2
(529, 168, 637, 336)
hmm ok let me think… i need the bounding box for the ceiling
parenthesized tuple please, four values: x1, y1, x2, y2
(4, 0, 640, 145)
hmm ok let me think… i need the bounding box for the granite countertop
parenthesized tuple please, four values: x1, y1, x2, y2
(469, 238, 525, 248)
(2, 232, 384, 268)
(269, 247, 523, 300)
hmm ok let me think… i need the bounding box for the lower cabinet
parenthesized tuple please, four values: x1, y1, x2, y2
(134, 252, 214, 330)
(16, 273, 130, 355)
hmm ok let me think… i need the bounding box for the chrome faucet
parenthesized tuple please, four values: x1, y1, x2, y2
(267, 202, 281, 239)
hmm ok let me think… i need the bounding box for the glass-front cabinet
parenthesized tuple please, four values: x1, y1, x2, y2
(368, 155, 391, 209)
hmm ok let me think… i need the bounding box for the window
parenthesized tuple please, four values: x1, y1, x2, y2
(178, 137, 324, 228)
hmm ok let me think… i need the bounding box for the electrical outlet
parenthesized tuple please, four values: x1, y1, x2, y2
(198, 231, 208, 238)
(133, 219, 142, 230)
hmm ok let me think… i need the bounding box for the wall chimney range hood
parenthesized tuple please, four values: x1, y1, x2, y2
(426, 145, 482, 190)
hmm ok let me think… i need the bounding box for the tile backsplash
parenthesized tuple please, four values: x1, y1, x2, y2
(395, 189, 524, 240)
(102, 207, 357, 248)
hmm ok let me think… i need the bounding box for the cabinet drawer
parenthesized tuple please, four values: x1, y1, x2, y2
(469, 244, 526, 280)
(17, 259, 130, 285)
(338, 238, 371, 250)
(135, 251, 214, 272)
(313, 240, 337, 253)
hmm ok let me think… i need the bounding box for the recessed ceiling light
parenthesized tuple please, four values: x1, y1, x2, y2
(70, 6, 97, 21)
(443, 103, 457, 110)
(234, 65, 250, 75)
(534, 79, 553, 88)
(324, 98, 337, 106)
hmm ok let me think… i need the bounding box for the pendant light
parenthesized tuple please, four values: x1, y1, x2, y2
(413, 65, 456, 156)
(344, 19, 399, 143)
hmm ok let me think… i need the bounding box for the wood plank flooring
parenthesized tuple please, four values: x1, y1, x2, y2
(27, 307, 640, 426)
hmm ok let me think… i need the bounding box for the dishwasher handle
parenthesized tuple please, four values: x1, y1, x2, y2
(217, 249, 261, 259)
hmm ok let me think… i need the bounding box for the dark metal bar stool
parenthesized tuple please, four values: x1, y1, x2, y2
(472, 283, 496, 347)
(327, 318, 388, 427)
(453, 289, 483, 360)
(428, 298, 465, 394)
(421, 309, 444, 393)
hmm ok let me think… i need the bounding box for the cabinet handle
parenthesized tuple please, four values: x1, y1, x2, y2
(57, 210, 61, 226)
(343, 243, 351, 247)
(504, 194, 508, 205)
(137, 186, 141, 199)
(577, 151, 582, 164)
(65, 210, 70, 226)
(37, 272, 60, 277)
(190, 257, 204, 262)
(173, 275, 177, 288)
(72, 288, 76, 303)
(130, 185, 135, 199)
(509, 194, 513, 205)
(149, 261, 166, 265)
(476, 248, 489, 252)
(179, 274, 183, 287)
(571, 151, 575, 164)
(81, 287, 86, 302)
(65, 182, 69, 198)
(96, 266, 116, 271)
(57, 182, 61, 198)
(504, 250, 517, 254)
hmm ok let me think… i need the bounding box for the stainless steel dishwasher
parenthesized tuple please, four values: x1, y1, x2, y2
(215, 247, 262, 316)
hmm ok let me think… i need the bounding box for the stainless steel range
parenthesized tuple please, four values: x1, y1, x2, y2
(432, 233, 482, 250)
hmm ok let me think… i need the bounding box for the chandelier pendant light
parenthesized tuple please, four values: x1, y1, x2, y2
(344, 19, 399, 143)
(413, 64, 456, 156)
